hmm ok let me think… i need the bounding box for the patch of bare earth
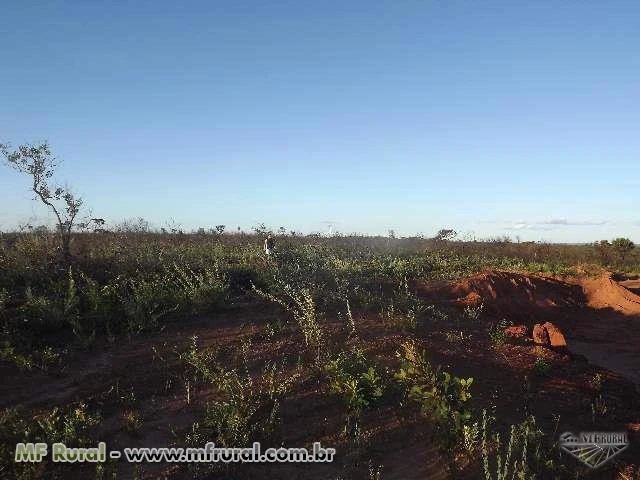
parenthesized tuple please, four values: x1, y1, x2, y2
(417, 270, 640, 477)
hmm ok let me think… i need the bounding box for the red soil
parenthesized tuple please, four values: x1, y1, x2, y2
(422, 270, 640, 385)
(3, 272, 640, 478)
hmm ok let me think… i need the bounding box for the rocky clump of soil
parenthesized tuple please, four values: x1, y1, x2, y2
(505, 322, 567, 350)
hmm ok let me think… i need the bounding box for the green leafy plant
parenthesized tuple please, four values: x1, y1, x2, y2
(532, 358, 552, 377)
(170, 263, 227, 311)
(463, 303, 484, 321)
(463, 421, 480, 454)
(326, 350, 385, 413)
(0, 341, 34, 371)
(181, 337, 299, 451)
(64, 268, 96, 347)
(380, 301, 418, 332)
(251, 281, 323, 361)
(481, 410, 540, 480)
(325, 348, 385, 439)
(18, 287, 64, 332)
(122, 410, 143, 434)
(588, 373, 608, 424)
(37, 403, 101, 446)
(489, 319, 510, 347)
(0, 404, 101, 480)
(395, 341, 473, 451)
(263, 318, 289, 340)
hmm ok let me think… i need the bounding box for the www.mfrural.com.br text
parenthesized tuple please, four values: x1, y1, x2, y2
(15, 442, 336, 464)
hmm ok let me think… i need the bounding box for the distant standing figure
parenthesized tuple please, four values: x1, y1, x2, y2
(264, 234, 275, 255)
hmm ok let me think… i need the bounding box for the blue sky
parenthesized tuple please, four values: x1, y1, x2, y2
(1, 0, 638, 242)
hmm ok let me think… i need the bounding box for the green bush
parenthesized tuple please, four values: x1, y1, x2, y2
(533, 358, 552, 377)
(326, 349, 385, 414)
(489, 319, 510, 347)
(18, 287, 65, 333)
(395, 341, 473, 451)
(0, 404, 101, 480)
(481, 410, 539, 480)
(180, 338, 298, 451)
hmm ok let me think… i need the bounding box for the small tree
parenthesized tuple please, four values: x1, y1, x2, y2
(1, 142, 82, 260)
(594, 240, 612, 265)
(434, 229, 457, 242)
(253, 223, 268, 236)
(611, 237, 635, 263)
(90, 218, 106, 233)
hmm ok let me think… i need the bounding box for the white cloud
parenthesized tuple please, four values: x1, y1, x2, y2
(508, 223, 553, 231)
(538, 219, 607, 226)
(502, 218, 608, 229)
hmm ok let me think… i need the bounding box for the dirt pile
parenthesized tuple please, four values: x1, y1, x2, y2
(619, 278, 640, 294)
(582, 275, 640, 315)
(444, 271, 584, 321)
(529, 322, 567, 348)
(445, 270, 640, 317)
(504, 325, 527, 338)
(429, 270, 640, 385)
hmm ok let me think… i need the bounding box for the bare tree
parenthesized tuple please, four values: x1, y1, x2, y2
(1, 142, 83, 260)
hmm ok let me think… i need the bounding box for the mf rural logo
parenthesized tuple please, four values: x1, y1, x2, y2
(559, 431, 629, 469)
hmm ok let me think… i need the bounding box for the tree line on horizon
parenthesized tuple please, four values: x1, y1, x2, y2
(1, 141, 636, 267)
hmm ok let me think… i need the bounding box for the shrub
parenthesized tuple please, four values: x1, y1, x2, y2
(463, 303, 484, 321)
(489, 320, 510, 347)
(481, 410, 538, 480)
(395, 341, 473, 451)
(251, 281, 323, 358)
(533, 358, 552, 377)
(180, 338, 298, 450)
(0, 403, 101, 480)
(18, 287, 65, 333)
(326, 349, 385, 414)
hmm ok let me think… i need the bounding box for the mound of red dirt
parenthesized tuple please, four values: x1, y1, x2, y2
(445, 271, 585, 321)
(420, 270, 640, 385)
(432, 270, 640, 317)
(621, 279, 640, 294)
(582, 275, 640, 315)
